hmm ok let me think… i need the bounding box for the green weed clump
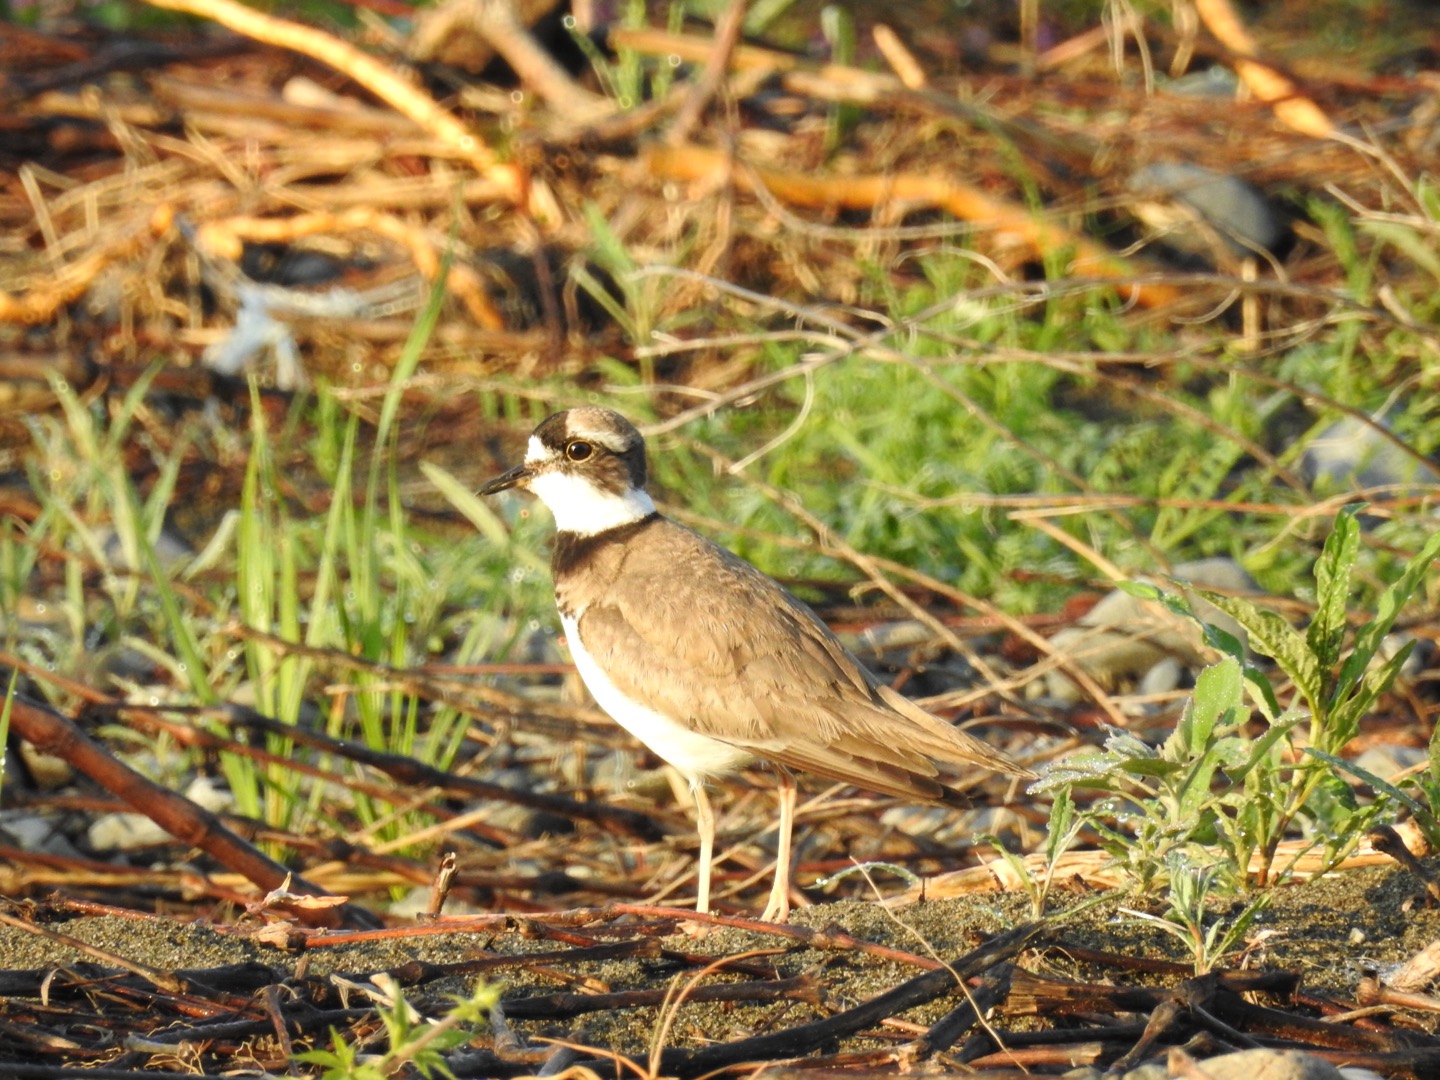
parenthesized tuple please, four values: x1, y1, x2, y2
(1033, 505, 1439, 967)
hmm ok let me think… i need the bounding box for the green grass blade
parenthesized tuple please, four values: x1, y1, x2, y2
(0, 669, 15, 804)
(135, 485, 215, 704)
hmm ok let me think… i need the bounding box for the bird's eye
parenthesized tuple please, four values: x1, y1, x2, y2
(565, 440, 593, 462)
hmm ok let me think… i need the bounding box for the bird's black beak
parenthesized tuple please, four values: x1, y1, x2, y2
(479, 463, 533, 496)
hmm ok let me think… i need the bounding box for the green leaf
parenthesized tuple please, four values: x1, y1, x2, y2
(1173, 658, 1243, 758)
(1119, 758, 1186, 779)
(1308, 505, 1361, 672)
(1043, 787, 1076, 864)
(377, 259, 449, 452)
(1325, 643, 1414, 752)
(1118, 580, 1166, 602)
(1305, 767, 1363, 830)
(1028, 765, 1123, 792)
(1304, 746, 1440, 854)
(1104, 728, 1160, 759)
(1240, 662, 1283, 720)
(1305, 746, 1424, 816)
(979, 837, 1036, 894)
(1199, 620, 1249, 665)
(1336, 530, 1440, 701)
(1229, 712, 1303, 781)
(1202, 592, 1322, 711)
(1172, 755, 1225, 824)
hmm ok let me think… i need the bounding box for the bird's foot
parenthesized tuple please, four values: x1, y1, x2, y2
(758, 892, 791, 924)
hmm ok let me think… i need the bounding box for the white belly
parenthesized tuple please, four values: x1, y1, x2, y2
(561, 613, 752, 781)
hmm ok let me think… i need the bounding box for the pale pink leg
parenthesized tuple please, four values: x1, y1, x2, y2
(760, 768, 797, 922)
(692, 781, 715, 914)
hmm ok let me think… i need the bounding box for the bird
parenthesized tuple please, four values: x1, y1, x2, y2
(480, 407, 1033, 921)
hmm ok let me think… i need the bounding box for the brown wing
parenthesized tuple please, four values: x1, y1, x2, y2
(572, 518, 1031, 802)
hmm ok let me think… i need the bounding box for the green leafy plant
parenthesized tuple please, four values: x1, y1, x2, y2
(1151, 504, 1440, 883)
(1119, 851, 1273, 976)
(982, 786, 1087, 918)
(1307, 717, 1440, 855)
(1038, 505, 1439, 897)
(1035, 656, 1264, 894)
(297, 979, 498, 1080)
